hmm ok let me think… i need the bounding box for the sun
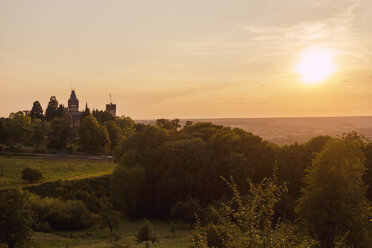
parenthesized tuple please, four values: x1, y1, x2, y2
(294, 48, 336, 84)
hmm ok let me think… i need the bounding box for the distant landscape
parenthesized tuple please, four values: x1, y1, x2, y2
(140, 116, 372, 145)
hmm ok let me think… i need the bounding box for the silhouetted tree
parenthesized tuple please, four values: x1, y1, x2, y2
(30, 101, 44, 120)
(30, 119, 51, 151)
(45, 96, 58, 121)
(48, 117, 69, 150)
(80, 106, 91, 120)
(92, 109, 113, 125)
(55, 104, 65, 118)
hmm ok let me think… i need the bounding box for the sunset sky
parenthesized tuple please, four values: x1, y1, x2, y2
(1, 0, 372, 119)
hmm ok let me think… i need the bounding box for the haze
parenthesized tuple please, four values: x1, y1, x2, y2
(1, 0, 372, 119)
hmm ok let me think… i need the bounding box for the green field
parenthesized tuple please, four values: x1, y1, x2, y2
(32, 221, 192, 248)
(0, 156, 117, 188)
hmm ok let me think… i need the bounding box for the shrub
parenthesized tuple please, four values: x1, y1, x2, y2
(171, 198, 205, 224)
(22, 167, 42, 183)
(136, 219, 157, 248)
(30, 195, 94, 231)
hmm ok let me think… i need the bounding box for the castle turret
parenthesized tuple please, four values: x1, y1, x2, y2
(106, 93, 116, 117)
(68, 90, 79, 111)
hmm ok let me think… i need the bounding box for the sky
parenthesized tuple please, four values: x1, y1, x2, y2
(0, 0, 372, 119)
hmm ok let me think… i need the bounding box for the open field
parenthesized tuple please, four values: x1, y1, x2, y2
(32, 221, 192, 248)
(0, 156, 117, 188)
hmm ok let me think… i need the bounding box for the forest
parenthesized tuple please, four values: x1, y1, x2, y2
(0, 100, 371, 248)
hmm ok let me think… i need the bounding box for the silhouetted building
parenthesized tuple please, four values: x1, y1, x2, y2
(66, 90, 83, 134)
(65, 90, 115, 135)
(106, 103, 116, 117)
(105, 93, 116, 117)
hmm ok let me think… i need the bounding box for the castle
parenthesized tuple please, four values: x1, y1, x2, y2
(65, 89, 116, 132)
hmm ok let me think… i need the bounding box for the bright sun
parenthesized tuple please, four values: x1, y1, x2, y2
(295, 48, 336, 84)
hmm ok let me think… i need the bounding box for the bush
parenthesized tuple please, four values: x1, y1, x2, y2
(30, 195, 94, 231)
(171, 198, 205, 224)
(136, 219, 157, 248)
(22, 167, 42, 183)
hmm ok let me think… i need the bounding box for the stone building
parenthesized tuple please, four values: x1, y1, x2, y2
(65, 90, 83, 134)
(65, 90, 116, 135)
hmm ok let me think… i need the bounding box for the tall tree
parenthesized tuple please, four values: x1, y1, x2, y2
(104, 120, 123, 151)
(55, 104, 65, 118)
(7, 111, 31, 146)
(30, 101, 44, 120)
(30, 119, 51, 151)
(45, 96, 58, 121)
(48, 117, 69, 150)
(0, 188, 34, 248)
(0, 117, 9, 150)
(78, 115, 110, 154)
(296, 135, 371, 248)
(115, 116, 135, 138)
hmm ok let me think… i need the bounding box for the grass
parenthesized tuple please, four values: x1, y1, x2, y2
(0, 156, 117, 188)
(32, 221, 192, 248)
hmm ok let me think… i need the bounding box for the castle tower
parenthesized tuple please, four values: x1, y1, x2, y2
(66, 89, 81, 134)
(68, 90, 79, 111)
(106, 93, 116, 117)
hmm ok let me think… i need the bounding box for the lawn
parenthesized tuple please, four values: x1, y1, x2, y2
(0, 156, 117, 188)
(32, 221, 192, 248)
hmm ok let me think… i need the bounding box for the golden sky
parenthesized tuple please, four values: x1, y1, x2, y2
(0, 0, 371, 119)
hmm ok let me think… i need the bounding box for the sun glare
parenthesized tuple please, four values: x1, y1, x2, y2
(295, 48, 336, 84)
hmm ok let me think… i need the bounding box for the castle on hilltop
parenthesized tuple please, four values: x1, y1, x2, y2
(66, 89, 116, 133)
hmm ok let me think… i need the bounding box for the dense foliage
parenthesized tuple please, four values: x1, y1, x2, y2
(296, 134, 371, 248)
(30, 195, 94, 231)
(0, 188, 34, 248)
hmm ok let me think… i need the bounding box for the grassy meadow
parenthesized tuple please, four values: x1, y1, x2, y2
(0, 155, 117, 188)
(32, 221, 192, 248)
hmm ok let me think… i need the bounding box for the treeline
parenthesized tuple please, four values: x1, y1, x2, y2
(0, 96, 135, 154)
(0, 118, 371, 247)
(110, 121, 371, 247)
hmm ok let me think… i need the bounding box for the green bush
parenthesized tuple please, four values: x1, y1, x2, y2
(21, 167, 43, 183)
(30, 195, 94, 231)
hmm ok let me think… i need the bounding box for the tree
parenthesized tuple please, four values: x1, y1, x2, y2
(30, 100, 44, 120)
(104, 120, 123, 151)
(296, 135, 371, 248)
(110, 166, 146, 217)
(78, 115, 110, 154)
(92, 109, 114, 125)
(30, 119, 51, 151)
(80, 106, 91, 120)
(48, 117, 69, 150)
(98, 198, 121, 235)
(7, 111, 31, 146)
(0, 117, 9, 151)
(0, 188, 33, 248)
(21, 167, 43, 183)
(155, 118, 181, 132)
(45, 96, 58, 121)
(115, 116, 135, 138)
(191, 176, 315, 248)
(55, 104, 65, 119)
(136, 219, 157, 248)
